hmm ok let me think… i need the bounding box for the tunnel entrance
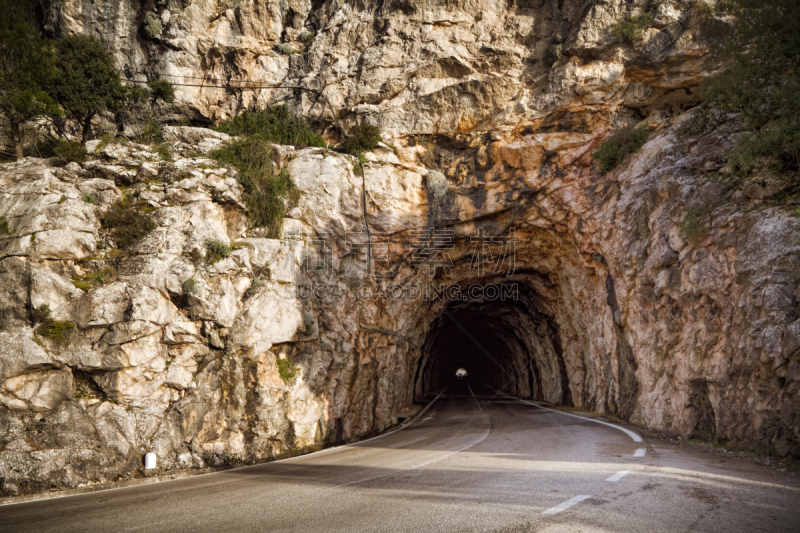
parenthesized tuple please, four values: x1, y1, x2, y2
(414, 283, 573, 406)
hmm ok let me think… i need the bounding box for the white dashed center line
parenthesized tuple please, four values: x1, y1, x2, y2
(634, 448, 647, 457)
(606, 470, 630, 482)
(542, 495, 591, 515)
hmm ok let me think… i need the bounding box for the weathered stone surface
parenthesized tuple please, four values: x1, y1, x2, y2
(0, 0, 797, 499)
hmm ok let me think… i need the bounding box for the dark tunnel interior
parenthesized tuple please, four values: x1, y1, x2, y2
(414, 285, 573, 406)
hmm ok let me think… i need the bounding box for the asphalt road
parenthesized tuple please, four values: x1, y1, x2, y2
(2, 381, 799, 532)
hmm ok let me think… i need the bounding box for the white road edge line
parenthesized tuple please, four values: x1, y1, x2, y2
(606, 470, 630, 482)
(634, 448, 647, 457)
(386, 436, 430, 448)
(519, 399, 643, 443)
(483, 384, 643, 443)
(465, 381, 482, 410)
(542, 495, 591, 515)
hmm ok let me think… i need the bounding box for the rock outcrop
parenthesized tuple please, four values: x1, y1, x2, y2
(0, 0, 798, 497)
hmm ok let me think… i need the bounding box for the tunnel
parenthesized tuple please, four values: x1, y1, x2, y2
(413, 282, 573, 406)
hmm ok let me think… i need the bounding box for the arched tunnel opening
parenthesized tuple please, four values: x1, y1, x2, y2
(413, 283, 574, 406)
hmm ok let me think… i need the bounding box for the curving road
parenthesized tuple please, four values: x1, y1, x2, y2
(1, 381, 799, 532)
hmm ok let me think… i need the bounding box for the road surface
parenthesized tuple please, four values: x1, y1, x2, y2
(2, 381, 799, 532)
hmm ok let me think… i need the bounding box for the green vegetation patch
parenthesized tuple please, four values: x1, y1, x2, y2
(0, 216, 13, 236)
(37, 319, 75, 345)
(147, 79, 175, 104)
(612, 13, 653, 43)
(54, 141, 87, 164)
(680, 209, 710, 245)
(592, 124, 650, 172)
(204, 238, 231, 264)
(212, 106, 326, 149)
(71, 265, 116, 291)
(276, 358, 298, 385)
(274, 43, 299, 55)
(211, 138, 300, 237)
(101, 196, 156, 249)
(31, 304, 75, 345)
(156, 143, 172, 161)
(31, 303, 52, 324)
(182, 277, 199, 294)
(144, 12, 162, 39)
(679, 0, 800, 180)
(342, 124, 381, 155)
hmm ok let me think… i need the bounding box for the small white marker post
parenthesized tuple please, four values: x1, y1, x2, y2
(144, 453, 157, 470)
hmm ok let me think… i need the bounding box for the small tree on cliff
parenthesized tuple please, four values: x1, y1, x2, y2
(0, 0, 60, 159)
(49, 35, 131, 142)
(681, 0, 800, 176)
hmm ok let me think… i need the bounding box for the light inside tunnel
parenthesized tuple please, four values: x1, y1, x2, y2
(414, 284, 573, 406)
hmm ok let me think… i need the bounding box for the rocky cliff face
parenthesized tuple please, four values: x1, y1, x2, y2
(42, 0, 706, 131)
(0, 0, 798, 497)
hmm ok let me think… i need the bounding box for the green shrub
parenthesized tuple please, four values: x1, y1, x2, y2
(82, 193, 95, 204)
(204, 238, 231, 264)
(213, 106, 325, 149)
(547, 33, 565, 63)
(592, 124, 650, 172)
(92, 267, 113, 285)
(144, 12, 162, 39)
(274, 43, 298, 55)
(147, 79, 175, 104)
(0, 216, 13, 236)
(50, 35, 133, 143)
(276, 358, 298, 384)
(677, 108, 715, 139)
(342, 124, 381, 155)
(101, 196, 156, 249)
(0, 1, 61, 160)
(72, 265, 116, 291)
(31, 303, 75, 344)
(140, 114, 164, 144)
(298, 31, 315, 44)
(189, 248, 203, 265)
(680, 210, 709, 245)
(211, 106, 313, 236)
(54, 141, 87, 164)
(182, 277, 199, 294)
(245, 274, 263, 298)
(684, 0, 800, 178)
(351, 150, 367, 177)
(37, 319, 75, 345)
(612, 13, 653, 43)
(72, 280, 90, 291)
(210, 139, 299, 237)
(95, 133, 113, 152)
(692, 2, 714, 19)
(156, 143, 171, 161)
(31, 304, 52, 324)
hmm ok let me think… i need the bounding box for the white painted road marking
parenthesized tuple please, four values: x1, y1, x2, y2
(387, 436, 429, 448)
(483, 385, 643, 443)
(542, 495, 591, 515)
(634, 448, 647, 457)
(606, 470, 630, 482)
